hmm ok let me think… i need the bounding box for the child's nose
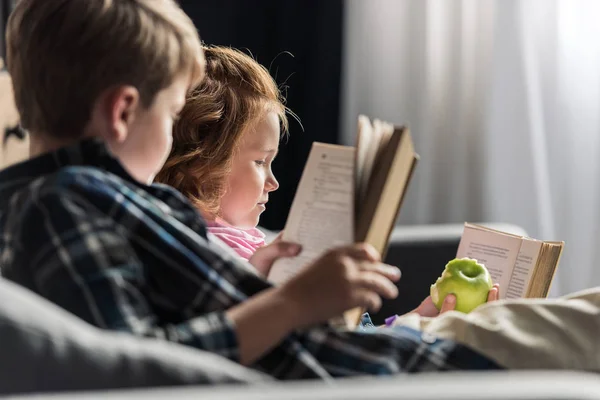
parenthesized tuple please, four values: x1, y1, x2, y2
(266, 175, 279, 192)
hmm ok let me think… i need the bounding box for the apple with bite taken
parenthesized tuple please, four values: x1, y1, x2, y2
(430, 257, 494, 313)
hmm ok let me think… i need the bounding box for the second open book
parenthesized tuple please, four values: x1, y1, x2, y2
(457, 223, 564, 299)
(267, 115, 419, 327)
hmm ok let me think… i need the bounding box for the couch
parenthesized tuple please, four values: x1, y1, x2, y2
(4, 222, 600, 399)
(10, 371, 600, 400)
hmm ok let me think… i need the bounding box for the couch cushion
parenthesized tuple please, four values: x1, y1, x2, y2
(0, 278, 270, 395)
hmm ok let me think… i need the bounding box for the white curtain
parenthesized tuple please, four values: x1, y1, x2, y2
(341, 0, 600, 296)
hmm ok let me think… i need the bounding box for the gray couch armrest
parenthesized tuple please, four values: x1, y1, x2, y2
(16, 371, 600, 399)
(0, 278, 270, 395)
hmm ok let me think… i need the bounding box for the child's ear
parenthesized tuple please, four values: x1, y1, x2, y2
(107, 86, 140, 143)
(0, 67, 27, 169)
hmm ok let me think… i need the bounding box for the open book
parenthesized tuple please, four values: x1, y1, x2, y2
(267, 115, 419, 327)
(457, 223, 564, 299)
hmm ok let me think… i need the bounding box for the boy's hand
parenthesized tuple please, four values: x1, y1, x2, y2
(278, 243, 401, 329)
(248, 233, 301, 276)
(411, 283, 500, 317)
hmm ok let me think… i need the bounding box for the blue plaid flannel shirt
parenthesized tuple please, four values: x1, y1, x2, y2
(0, 139, 501, 381)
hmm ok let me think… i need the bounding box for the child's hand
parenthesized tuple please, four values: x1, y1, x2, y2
(248, 233, 302, 276)
(278, 243, 401, 329)
(411, 283, 500, 318)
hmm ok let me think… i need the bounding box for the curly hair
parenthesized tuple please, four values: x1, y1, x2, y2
(155, 45, 289, 218)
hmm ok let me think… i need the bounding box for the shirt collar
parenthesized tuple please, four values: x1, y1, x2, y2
(0, 138, 139, 208)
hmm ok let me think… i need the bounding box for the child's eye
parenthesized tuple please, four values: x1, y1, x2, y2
(254, 160, 267, 166)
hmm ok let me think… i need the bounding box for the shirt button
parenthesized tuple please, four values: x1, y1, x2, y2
(421, 332, 437, 344)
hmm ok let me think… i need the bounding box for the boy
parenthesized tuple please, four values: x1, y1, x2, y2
(1, 0, 598, 380)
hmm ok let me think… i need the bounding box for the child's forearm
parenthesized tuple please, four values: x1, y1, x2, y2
(226, 287, 303, 366)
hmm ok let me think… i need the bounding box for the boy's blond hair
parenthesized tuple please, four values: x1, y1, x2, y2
(6, 0, 204, 138)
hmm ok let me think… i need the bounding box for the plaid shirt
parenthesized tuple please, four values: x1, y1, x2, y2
(0, 139, 501, 380)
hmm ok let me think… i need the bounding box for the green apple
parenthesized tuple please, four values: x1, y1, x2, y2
(430, 257, 493, 313)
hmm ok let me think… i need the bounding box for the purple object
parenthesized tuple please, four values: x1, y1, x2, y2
(385, 315, 398, 327)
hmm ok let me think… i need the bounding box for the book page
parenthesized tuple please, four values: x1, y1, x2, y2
(354, 116, 373, 218)
(456, 224, 523, 299)
(505, 238, 542, 299)
(527, 241, 564, 298)
(357, 119, 383, 206)
(268, 143, 355, 284)
(355, 116, 372, 187)
(373, 120, 394, 162)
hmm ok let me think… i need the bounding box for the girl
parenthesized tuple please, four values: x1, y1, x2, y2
(155, 45, 299, 275)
